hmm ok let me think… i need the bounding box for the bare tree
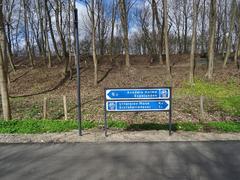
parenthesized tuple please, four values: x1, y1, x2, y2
(23, 0, 34, 67)
(44, 0, 51, 68)
(86, 0, 98, 86)
(152, 0, 163, 64)
(183, 0, 191, 53)
(150, 0, 157, 57)
(171, 0, 183, 54)
(54, 1, 67, 58)
(119, 0, 130, 67)
(96, 0, 108, 56)
(135, 3, 154, 57)
(221, 0, 228, 57)
(35, 0, 45, 58)
(4, 0, 16, 72)
(206, 0, 217, 80)
(200, 0, 206, 54)
(46, 0, 61, 62)
(0, 0, 11, 120)
(67, 0, 74, 78)
(189, 0, 200, 84)
(234, 2, 240, 69)
(163, 0, 172, 79)
(223, 0, 237, 67)
(109, 1, 118, 63)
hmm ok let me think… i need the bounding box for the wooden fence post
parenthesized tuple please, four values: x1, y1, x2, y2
(63, 95, 68, 120)
(200, 96, 204, 121)
(43, 97, 47, 119)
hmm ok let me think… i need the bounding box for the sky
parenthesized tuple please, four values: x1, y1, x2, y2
(75, 0, 146, 39)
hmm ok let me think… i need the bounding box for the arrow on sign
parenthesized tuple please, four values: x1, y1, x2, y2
(158, 101, 169, 109)
(107, 91, 119, 99)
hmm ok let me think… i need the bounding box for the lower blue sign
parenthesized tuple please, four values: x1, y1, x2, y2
(106, 100, 170, 112)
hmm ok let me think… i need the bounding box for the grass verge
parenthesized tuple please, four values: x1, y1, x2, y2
(0, 119, 240, 134)
(177, 79, 240, 116)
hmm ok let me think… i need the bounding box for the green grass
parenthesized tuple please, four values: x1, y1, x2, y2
(0, 120, 77, 134)
(177, 79, 240, 116)
(108, 120, 128, 129)
(175, 122, 204, 131)
(217, 96, 240, 116)
(207, 121, 240, 132)
(0, 119, 239, 134)
(178, 79, 240, 98)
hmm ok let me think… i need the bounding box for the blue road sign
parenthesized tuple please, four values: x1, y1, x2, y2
(104, 87, 173, 136)
(106, 100, 170, 112)
(106, 88, 170, 100)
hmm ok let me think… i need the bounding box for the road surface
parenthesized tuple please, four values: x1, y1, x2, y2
(0, 142, 240, 180)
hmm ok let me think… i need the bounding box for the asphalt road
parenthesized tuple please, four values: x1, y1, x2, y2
(0, 142, 240, 180)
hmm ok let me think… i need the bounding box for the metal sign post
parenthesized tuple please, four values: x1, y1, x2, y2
(104, 87, 172, 137)
(74, 8, 82, 136)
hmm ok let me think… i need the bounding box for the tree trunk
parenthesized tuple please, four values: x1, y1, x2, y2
(206, 0, 217, 80)
(55, 0, 67, 58)
(234, 6, 240, 69)
(96, 0, 105, 56)
(189, 0, 198, 84)
(201, 0, 206, 54)
(44, 0, 51, 68)
(7, 43, 15, 72)
(215, 10, 221, 53)
(234, 40, 240, 68)
(23, 0, 34, 67)
(46, 0, 61, 62)
(223, 0, 237, 68)
(67, 0, 73, 78)
(221, 0, 227, 57)
(6, 23, 15, 72)
(0, 0, 11, 120)
(152, 0, 163, 64)
(14, 8, 21, 56)
(88, 0, 98, 86)
(110, 1, 117, 64)
(151, 0, 157, 56)
(119, 0, 130, 67)
(183, 0, 188, 53)
(35, 0, 45, 58)
(163, 0, 172, 79)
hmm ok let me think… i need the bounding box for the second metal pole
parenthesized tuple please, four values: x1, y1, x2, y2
(74, 8, 82, 136)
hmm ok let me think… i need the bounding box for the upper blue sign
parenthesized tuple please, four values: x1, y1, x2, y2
(106, 88, 170, 100)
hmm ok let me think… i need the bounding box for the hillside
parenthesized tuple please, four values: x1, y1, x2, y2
(5, 55, 240, 124)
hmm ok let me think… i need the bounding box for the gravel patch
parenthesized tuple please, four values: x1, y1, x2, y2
(0, 130, 240, 143)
